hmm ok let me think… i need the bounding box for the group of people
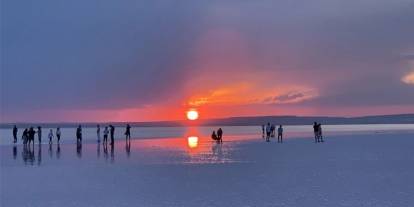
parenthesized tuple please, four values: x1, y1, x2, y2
(14, 125, 62, 146)
(211, 128, 223, 143)
(13, 124, 132, 145)
(262, 123, 284, 142)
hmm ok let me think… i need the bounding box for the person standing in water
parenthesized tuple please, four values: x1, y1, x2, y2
(76, 125, 82, 142)
(277, 125, 284, 143)
(103, 126, 109, 144)
(97, 125, 101, 143)
(28, 127, 36, 146)
(217, 128, 223, 143)
(125, 124, 131, 140)
(261, 125, 265, 138)
(265, 123, 271, 142)
(13, 125, 18, 143)
(56, 127, 61, 143)
(318, 123, 324, 142)
(22, 128, 28, 145)
(37, 126, 42, 144)
(48, 129, 54, 144)
(109, 125, 115, 145)
(313, 122, 319, 143)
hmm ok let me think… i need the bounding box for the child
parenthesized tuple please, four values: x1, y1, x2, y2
(48, 129, 54, 144)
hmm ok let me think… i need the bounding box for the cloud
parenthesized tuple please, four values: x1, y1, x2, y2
(402, 72, 414, 85)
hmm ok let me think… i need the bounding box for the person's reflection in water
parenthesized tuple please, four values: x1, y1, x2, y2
(125, 139, 131, 158)
(23, 144, 35, 165)
(110, 143, 115, 163)
(13, 145, 17, 160)
(103, 142, 108, 161)
(48, 143, 53, 158)
(76, 141, 82, 158)
(37, 144, 42, 165)
(56, 143, 61, 159)
(212, 142, 223, 159)
(97, 142, 101, 159)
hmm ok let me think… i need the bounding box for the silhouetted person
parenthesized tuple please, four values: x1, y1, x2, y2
(313, 122, 319, 143)
(125, 124, 131, 140)
(76, 125, 82, 142)
(318, 123, 324, 142)
(48, 129, 54, 144)
(110, 125, 115, 145)
(277, 125, 283, 143)
(217, 128, 223, 143)
(211, 131, 218, 141)
(13, 145, 17, 159)
(97, 125, 101, 143)
(270, 124, 275, 138)
(265, 123, 271, 142)
(13, 125, 18, 143)
(56, 127, 61, 143)
(22, 128, 28, 145)
(28, 127, 36, 146)
(103, 126, 109, 144)
(37, 126, 42, 144)
(261, 125, 265, 138)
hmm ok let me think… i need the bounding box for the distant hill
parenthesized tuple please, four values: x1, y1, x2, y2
(1, 114, 413, 128)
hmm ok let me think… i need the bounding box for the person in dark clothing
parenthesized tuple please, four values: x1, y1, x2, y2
(103, 126, 109, 144)
(277, 125, 283, 143)
(217, 128, 223, 143)
(125, 124, 131, 140)
(56, 127, 61, 143)
(28, 127, 36, 146)
(318, 123, 324, 142)
(76, 125, 82, 142)
(37, 126, 42, 144)
(109, 125, 115, 145)
(261, 125, 265, 138)
(211, 131, 218, 141)
(13, 125, 18, 143)
(22, 128, 28, 145)
(313, 122, 319, 143)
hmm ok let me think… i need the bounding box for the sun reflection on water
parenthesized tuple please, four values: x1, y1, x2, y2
(187, 136, 199, 148)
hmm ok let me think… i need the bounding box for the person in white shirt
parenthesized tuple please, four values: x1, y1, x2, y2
(48, 129, 54, 144)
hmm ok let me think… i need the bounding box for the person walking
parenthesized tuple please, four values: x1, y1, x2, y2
(13, 125, 18, 143)
(97, 125, 101, 143)
(37, 126, 42, 144)
(261, 125, 265, 138)
(48, 129, 54, 144)
(265, 123, 271, 142)
(125, 124, 131, 140)
(277, 125, 283, 143)
(56, 127, 61, 143)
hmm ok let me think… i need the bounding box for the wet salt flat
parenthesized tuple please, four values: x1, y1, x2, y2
(1, 125, 414, 207)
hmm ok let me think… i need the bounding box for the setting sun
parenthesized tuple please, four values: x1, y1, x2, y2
(186, 109, 199, 120)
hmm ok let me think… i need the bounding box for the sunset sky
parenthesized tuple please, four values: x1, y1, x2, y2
(1, 0, 414, 122)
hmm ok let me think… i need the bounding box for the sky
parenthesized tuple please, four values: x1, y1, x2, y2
(1, 0, 414, 122)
